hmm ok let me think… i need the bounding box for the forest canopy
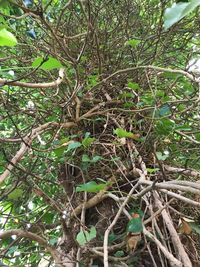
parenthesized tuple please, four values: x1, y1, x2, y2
(0, 0, 200, 267)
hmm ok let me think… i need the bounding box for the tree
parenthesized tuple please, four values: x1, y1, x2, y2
(0, 0, 200, 266)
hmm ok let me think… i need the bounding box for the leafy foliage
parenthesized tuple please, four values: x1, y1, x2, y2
(114, 128, 140, 140)
(76, 181, 108, 193)
(0, 0, 200, 266)
(32, 57, 63, 70)
(76, 226, 97, 246)
(0, 28, 17, 46)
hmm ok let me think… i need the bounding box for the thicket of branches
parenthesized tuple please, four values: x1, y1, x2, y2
(0, 1, 200, 267)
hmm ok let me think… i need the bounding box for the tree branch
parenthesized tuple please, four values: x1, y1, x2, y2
(0, 68, 65, 88)
(0, 229, 60, 263)
(0, 121, 76, 184)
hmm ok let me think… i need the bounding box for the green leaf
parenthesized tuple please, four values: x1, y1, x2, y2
(126, 39, 141, 47)
(82, 136, 95, 147)
(76, 226, 96, 245)
(114, 128, 139, 140)
(156, 118, 175, 135)
(87, 74, 99, 89)
(0, 0, 11, 9)
(76, 181, 107, 193)
(195, 133, 200, 141)
(66, 142, 82, 153)
(127, 81, 140, 90)
(119, 92, 135, 99)
(42, 212, 54, 224)
(114, 250, 125, 257)
(108, 232, 117, 244)
(127, 216, 143, 233)
(0, 165, 4, 174)
(123, 102, 135, 108)
(175, 125, 191, 131)
(146, 168, 160, 174)
(32, 57, 63, 70)
(54, 146, 65, 157)
(0, 28, 17, 47)
(156, 152, 169, 161)
(82, 154, 91, 162)
(162, 72, 181, 79)
(8, 188, 23, 200)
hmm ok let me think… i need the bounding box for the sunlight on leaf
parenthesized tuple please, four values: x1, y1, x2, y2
(76, 181, 108, 193)
(114, 128, 140, 140)
(0, 28, 17, 47)
(146, 168, 160, 174)
(127, 81, 140, 90)
(32, 57, 63, 70)
(125, 39, 141, 47)
(82, 136, 95, 147)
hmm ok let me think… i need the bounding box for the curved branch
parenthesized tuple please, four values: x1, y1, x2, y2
(0, 68, 65, 88)
(141, 180, 200, 195)
(91, 65, 198, 91)
(72, 178, 115, 217)
(0, 121, 76, 184)
(0, 229, 59, 263)
(175, 130, 200, 144)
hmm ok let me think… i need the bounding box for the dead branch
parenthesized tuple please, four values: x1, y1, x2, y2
(143, 227, 183, 267)
(154, 192, 192, 267)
